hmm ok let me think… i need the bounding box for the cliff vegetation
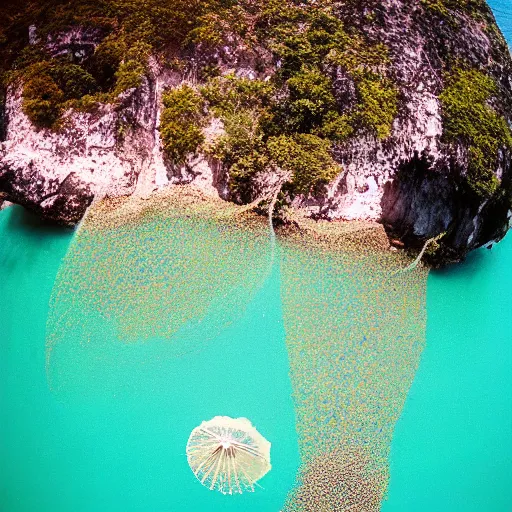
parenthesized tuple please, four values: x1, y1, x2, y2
(0, 0, 400, 198)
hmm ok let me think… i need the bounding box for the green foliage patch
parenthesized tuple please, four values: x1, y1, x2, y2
(187, 1, 401, 200)
(282, 66, 338, 133)
(267, 134, 340, 195)
(201, 73, 341, 200)
(20, 60, 100, 129)
(22, 70, 65, 128)
(353, 72, 398, 139)
(200, 75, 275, 118)
(261, 3, 397, 141)
(421, 0, 488, 20)
(159, 85, 207, 167)
(0, 0, 228, 128)
(212, 110, 268, 201)
(439, 67, 512, 198)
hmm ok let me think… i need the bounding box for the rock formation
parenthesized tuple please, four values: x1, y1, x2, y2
(0, 0, 511, 264)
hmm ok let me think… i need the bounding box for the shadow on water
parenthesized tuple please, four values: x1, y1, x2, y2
(430, 244, 490, 278)
(0, 205, 73, 272)
(5, 205, 73, 238)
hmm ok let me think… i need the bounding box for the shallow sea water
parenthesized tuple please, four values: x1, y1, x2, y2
(382, 236, 512, 511)
(1, 205, 300, 511)
(382, 3, 512, 509)
(1, 4, 512, 510)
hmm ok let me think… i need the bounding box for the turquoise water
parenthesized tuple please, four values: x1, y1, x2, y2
(2, 203, 510, 510)
(382, 236, 512, 511)
(0, 206, 299, 511)
(382, 4, 512, 510)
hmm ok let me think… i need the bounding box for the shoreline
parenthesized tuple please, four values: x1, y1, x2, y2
(86, 184, 413, 260)
(2, 183, 424, 269)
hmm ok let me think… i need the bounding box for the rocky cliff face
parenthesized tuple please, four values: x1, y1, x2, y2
(0, 57, 227, 224)
(305, 0, 512, 262)
(1, 0, 511, 264)
(1, 61, 167, 224)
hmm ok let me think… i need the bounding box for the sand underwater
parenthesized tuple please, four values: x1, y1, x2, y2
(1, 4, 512, 509)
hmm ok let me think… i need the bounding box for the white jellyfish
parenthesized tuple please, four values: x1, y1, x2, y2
(186, 416, 272, 495)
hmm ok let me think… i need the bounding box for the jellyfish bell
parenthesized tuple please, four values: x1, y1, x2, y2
(186, 416, 272, 495)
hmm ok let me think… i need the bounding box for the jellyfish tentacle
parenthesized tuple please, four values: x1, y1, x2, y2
(205, 447, 226, 489)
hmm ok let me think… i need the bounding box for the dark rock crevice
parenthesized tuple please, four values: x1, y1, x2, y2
(381, 150, 511, 264)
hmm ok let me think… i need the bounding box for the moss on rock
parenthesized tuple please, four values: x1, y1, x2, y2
(439, 67, 512, 198)
(0, 0, 226, 128)
(352, 71, 398, 140)
(421, 0, 487, 20)
(22, 66, 64, 129)
(2, 0, 512, 249)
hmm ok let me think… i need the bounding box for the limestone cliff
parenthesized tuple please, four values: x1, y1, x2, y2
(0, 0, 511, 264)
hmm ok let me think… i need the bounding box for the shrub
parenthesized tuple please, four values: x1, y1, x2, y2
(51, 63, 98, 99)
(315, 111, 354, 142)
(20, 61, 100, 128)
(200, 75, 275, 117)
(210, 109, 268, 200)
(84, 38, 124, 92)
(22, 71, 64, 128)
(112, 41, 151, 96)
(267, 134, 340, 194)
(1, 0, 228, 128)
(267, 5, 344, 77)
(439, 67, 512, 197)
(201, 75, 276, 199)
(189, 5, 249, 47)
(353, 72, 398, 139)
(284, 66, 337, 133)
(159, 85, 206, 166)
